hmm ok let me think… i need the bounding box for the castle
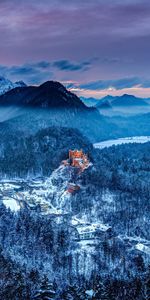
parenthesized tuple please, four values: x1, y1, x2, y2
(68, 149, 89, 171)
(62, 149, 90, 193)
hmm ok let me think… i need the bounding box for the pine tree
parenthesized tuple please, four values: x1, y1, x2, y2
(93, 282, 104, 299)
(32, 275, 55, 300)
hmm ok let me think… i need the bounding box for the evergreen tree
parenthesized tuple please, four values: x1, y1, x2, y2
(32, 275, 55, 300)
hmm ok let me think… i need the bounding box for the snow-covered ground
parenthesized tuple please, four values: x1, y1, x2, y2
(135, 243, 150, 255)
(0, 165, 72, 215)
(94, 136, 150, 149)
(3, 198, 20, 212)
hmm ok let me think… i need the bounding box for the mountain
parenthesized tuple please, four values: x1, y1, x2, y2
(97, 95, 114, 103)
(0, 81, 86, 109)
(0, 80, 119, 142)
(0, 77, 26, 96)
(111, 94, 149, 107)
(80, 97, 98, 107)
(96, 100, 112, 109)
(96, 94, 149, 108)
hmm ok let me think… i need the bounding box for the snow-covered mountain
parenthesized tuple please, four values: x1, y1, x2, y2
(0, 77, 26, 96)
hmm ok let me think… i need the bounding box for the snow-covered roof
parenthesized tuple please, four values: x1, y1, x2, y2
(75, 223, 111, 235)
(72, 217, 111, 234)
(71, 217, 88, 226)
(135, 243, 150, 255)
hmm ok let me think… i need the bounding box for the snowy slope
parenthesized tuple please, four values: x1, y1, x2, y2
(94, 136, 150, 149)
(0, 165, 72, 214)
(3, 198, 20, 212)
(0, 77, 26, 96)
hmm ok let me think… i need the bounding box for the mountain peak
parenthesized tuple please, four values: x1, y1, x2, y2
(0, 77, 27, 96)
(103, 95, 114, 100)
(39, 81, 67, 95)
(15, 81, 26, 87)
(121, 94, 135, 98)
(40, 80, 65, 89)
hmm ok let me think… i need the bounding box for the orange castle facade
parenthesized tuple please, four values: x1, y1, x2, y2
(69, 150, 83, 159)
(62, 149, 90, 193)
(69, 149, 89, 171)
(62, 149, 90, 171)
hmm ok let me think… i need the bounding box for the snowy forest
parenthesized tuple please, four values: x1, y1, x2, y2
(0, 124, 150, 299)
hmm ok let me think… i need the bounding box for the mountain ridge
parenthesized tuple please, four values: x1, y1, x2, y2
(0, 80, 87, 109)
(96, 93, 149, 108)
(80, 96, 98, 107)
(0, 76, 26, 96)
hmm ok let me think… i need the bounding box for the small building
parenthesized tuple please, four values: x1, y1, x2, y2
(77, 227, 96, 240)
(71, 218, 112, 241)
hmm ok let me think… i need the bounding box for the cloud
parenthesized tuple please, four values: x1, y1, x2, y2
(0, 62, 53, 84)
(68, 77, 150, 91)
(79, 77, 141, 90)
(30, 61, 51, 69)
(53, 60, 91, 71)
(0, 59, 92, 84)
(8, 61, 51, 76)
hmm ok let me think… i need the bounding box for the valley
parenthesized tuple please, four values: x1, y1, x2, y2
(0, 81, 149, 299)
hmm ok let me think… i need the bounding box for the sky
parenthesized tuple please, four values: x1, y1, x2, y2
(0, 0, 150, 98)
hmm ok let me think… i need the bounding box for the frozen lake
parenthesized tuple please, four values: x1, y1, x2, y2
(94, 136, 150, 149)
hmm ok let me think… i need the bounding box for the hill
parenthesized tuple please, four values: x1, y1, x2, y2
(0, 125, 92, 177)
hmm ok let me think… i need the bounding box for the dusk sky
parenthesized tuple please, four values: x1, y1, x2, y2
(1, 0, 150, 98)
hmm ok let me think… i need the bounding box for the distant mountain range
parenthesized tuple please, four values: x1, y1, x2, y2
(0, 77, 26, 96)
(96, 94, 149, 109)
(81, 94, 150, 111)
